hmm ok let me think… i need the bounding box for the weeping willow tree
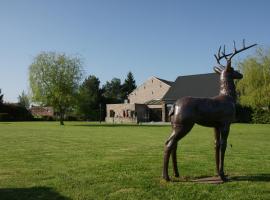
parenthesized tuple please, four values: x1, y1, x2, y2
(236, 48, 270, 123)
(236, 48, 270, 112)
(0, 89, 3, 104)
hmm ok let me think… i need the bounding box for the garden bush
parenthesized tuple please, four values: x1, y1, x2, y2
(0, 103, 33, 121)
(252, 108, 270, 124)
(235, 104, 253, 123)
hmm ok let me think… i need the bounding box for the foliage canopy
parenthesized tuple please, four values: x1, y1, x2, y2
(236, 48, 270, 109)
(29, 52, 83, 124)
(102, 78, 122, 103)
(0, 89, 3, 104)
(18, 91, 30, 109)
(121, 71, 136, 100)
(76, 75, 102, 120)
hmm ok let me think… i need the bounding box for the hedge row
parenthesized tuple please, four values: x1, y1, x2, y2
(0, 103, 33, 121)
(0, 103, 269, 124)
(236, 104, 270, 124)
(252, 108, 270, 124)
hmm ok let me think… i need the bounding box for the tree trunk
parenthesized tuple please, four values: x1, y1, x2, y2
(59, 110, 65, 125)
(60, 118, 64, 125)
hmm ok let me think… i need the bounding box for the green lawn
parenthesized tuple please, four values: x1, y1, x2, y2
(0, 122, 269, 200)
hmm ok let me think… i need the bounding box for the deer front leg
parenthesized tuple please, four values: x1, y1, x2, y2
(219, 125, 230, 181)
(214, 127, 220, 176)
(172, 144, 179, 177)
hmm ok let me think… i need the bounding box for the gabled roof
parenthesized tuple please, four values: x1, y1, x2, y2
(162, 73, 220, 101)
(155, 77, 174, 86)
(128, 76, 172, 96)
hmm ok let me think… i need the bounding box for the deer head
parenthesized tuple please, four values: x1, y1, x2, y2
(213, 40, 257, 80)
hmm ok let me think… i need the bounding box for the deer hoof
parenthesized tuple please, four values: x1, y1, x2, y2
(162, 175, 171, 182)
(219, 174, 228, 182)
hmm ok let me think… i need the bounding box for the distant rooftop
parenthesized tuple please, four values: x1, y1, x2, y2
(162, 73, 220, 101)
(155, 77, 174, 86)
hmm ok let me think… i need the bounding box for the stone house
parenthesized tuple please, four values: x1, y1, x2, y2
(106, 73, 220, 123)
(106, 77, 173, 123)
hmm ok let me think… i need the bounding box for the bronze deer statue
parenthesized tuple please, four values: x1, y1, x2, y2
(162, 40, 257, 182)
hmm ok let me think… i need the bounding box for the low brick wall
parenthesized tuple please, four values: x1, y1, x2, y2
(105, 117, 137, 123)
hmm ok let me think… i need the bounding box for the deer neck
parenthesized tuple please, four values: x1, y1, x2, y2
(219, 73, 236, 101)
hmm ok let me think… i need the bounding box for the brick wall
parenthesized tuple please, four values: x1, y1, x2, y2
(30, 106, 54, 117)
(106, 103, 149, 123)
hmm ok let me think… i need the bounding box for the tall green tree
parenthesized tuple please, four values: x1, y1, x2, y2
(236, 48, 270, 109)
(102, 78, 122, 103)
(76, 75, 102, 120)
(0, 89, 3, 104)
(29, 52, 83, 125)
(18, 91, 30, 109)
(121, 71, 136, 100)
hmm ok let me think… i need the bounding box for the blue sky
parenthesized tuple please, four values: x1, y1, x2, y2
(0, 0, 269, 102)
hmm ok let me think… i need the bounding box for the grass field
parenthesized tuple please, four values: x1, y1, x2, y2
(0, 122, 269, 200)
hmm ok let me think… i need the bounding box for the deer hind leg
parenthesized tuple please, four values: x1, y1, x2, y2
(162, 130, 177, 181)
(172, 143, 179, 177)
(219, 124, 230, 181)
(214, 127, 220, 176)
(162, 123, 194, 181)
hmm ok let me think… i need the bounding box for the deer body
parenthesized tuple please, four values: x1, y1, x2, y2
(162, 41, 256, 182)
(171, 70, 239, 127)
(172, 96, 235, 126)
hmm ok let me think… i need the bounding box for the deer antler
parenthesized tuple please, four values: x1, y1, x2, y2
(214, 40, 257, 70)
(214, 46, 232, 69)
(227, 39, 257, 62)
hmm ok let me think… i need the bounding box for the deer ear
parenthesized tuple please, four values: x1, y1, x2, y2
(213, 66, 221, 74)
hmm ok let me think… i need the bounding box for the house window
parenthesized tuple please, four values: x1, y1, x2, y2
(109, 110, 115, 117)
(152, 91, 154, 95)
(131, 111, 135, 118)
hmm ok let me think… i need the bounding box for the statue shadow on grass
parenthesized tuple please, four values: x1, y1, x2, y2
(170, 173, 270, 183)
(229, 173, 270, 182)
(0, 187, 70, 200)
(72, 123, 169, 128)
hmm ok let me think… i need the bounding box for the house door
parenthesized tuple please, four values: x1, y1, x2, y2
(149, 108, 162, 122)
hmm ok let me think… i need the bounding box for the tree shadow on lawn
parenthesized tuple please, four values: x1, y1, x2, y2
(0, 187, 70, 200)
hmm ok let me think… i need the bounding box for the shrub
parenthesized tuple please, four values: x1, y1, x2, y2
(235, 104, 253, 123)
(252, 108, 270, 124)
(65, 115, 80, 121)
(0, 103, 33, 121)
(0, 113, 11, 121)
